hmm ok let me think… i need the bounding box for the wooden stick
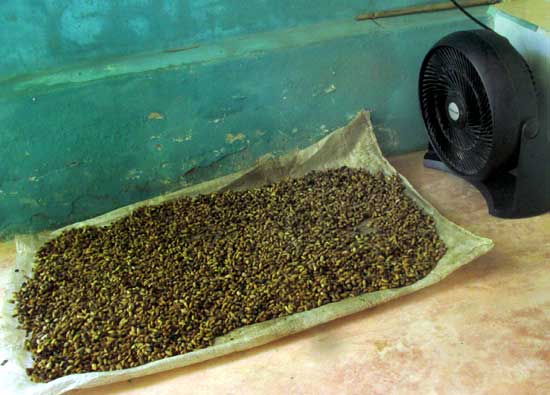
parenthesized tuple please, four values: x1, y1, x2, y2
(356, 0, 501, 21)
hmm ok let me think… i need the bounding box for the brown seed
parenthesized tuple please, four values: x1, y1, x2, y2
(13, 167, 445, 382)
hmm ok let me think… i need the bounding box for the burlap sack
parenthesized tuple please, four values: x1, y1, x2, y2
(0, 111, 493, 395)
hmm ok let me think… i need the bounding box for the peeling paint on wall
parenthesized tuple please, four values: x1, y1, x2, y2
(226, 133, 246, 144)
(172, 135, 193, 143)
(147, 112, 165, 120)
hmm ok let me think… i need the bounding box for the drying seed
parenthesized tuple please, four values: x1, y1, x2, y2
(14, 167, 445, 382)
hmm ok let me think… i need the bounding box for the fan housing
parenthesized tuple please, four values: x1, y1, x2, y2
(419, 30, 549, 218)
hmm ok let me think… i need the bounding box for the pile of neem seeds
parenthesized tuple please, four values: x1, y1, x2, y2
(13, 167, 446, 382)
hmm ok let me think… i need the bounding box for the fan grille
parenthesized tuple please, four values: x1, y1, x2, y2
(420, 46, 494, 176)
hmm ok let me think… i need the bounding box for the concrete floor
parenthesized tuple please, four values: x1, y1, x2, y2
(1, 151, 549, 395)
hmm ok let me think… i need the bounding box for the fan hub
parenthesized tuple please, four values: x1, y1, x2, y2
(445, 95, 467, 129)
(448, 102, 460, 121)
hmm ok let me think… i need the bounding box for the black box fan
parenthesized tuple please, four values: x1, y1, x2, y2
(419, 29, 550, 218)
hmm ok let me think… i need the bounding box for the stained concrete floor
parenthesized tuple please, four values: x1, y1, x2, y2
(1, 151, 549, 394)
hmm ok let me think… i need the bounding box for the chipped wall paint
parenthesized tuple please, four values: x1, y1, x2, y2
(0, 4, 494, 237)
(226, 133, 247, 144)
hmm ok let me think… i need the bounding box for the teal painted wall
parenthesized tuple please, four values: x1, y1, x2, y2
(0, 2, 493, 237)
(0, 0, 447, 80)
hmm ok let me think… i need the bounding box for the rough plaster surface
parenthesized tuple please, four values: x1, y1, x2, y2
(0, 0, 446, 80)
(0, 5, 492, 236)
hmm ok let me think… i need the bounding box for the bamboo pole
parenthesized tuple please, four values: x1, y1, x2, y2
(356, 0, 501, 21)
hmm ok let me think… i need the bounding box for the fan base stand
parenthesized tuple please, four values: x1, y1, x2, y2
(423, 143, 550, 219)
